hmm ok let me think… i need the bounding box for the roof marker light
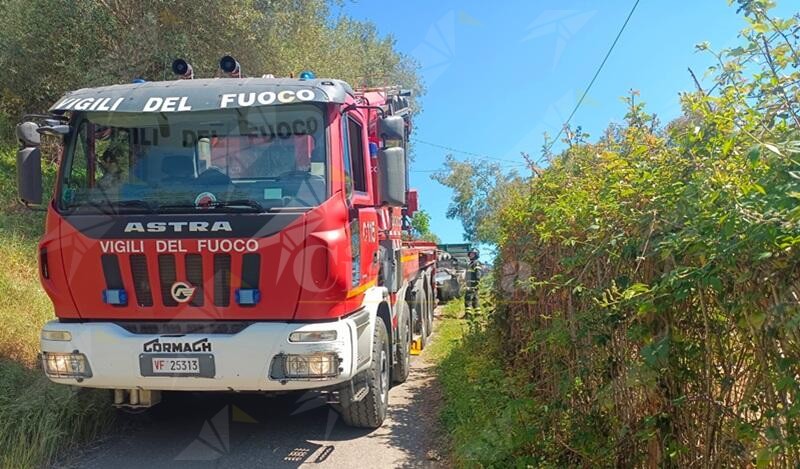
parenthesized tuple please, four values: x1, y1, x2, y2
(299, 70, 316, 80)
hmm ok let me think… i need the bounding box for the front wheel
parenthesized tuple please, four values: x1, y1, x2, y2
(335, 319, 391, 428)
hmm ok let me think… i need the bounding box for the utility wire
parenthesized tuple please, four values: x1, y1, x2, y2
(412, 0, 640, 171)
(546, 0, 641, 152)
(412, 138, 527, 166)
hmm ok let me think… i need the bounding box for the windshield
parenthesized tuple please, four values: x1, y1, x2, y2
(58, 104, 327, 213)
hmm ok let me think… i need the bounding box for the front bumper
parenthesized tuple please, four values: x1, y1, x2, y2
(40, 319, 359, 391)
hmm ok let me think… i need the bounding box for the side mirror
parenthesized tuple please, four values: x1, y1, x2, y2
(379, 115, 405, 141)
(37, 125, 70, 136)
(378, 146, 406, 206)
(16, 122, 43, 207)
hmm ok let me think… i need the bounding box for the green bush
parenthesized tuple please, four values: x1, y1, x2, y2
(488, 4, 800, 467)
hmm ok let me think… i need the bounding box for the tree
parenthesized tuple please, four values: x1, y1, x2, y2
(408, 210, 440, 243)
(0, 0, 422, 139)
(431, 154, 523, 244)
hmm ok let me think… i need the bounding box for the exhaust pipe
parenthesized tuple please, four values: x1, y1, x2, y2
(219, 55, 241, 78)
(171, 58, 194, 79)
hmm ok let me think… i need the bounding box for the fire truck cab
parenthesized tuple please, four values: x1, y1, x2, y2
(15, 60, 436, 428)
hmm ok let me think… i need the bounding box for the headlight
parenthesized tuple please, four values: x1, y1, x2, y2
(283, 353, 339, 378)
(42, 352, 92, 378)
(288, 330, 337, 343)
(41, 330, 72, 341)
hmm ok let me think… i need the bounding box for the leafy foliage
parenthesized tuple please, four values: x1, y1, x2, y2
(408, 209, 440, 243)
(0, 0, 421, 136)
(432, 155, 523, 244)
(438, 3, 800, 466)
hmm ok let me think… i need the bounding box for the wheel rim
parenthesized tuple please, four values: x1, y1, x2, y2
(380, 348, 389, 403)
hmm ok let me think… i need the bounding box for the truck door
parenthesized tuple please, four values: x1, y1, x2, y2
(342, 112, 379, 303)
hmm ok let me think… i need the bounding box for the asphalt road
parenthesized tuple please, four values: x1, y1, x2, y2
(59, 321, 444, 469)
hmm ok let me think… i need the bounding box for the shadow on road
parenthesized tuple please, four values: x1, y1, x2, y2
(64, 354, 442, 468)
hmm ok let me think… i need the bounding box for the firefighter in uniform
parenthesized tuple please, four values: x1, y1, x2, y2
(464, 248, 481, 316)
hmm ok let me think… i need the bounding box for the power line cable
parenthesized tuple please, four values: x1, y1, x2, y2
(412, 138, 527, 166)
(412, 0, 640, 170)
(546, 0, 641, 152)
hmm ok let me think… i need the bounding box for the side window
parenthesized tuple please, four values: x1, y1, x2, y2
(96, 128, 130, 192)
(347, 117, 367, 193)
(64, 123, 90, 197)
(341, 118, 353, 198)
(63, 122, 131, 205)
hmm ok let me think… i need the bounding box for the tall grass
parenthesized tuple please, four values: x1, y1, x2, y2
(0, 148, 113, 467)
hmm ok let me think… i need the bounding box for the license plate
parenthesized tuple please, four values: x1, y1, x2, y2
(151, 357, 199, 374)
(139, 354, 215, 378)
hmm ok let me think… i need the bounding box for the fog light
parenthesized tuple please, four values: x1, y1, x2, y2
(284, 353, 338, 378)
(41, 330, 71, 341)
(288, 330, 337, 343)
(42, 352, 92, 378)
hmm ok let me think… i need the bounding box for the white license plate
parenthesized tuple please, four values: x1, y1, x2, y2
(150, 357, 200, 374)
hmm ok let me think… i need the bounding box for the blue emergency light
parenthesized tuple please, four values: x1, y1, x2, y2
(235, 289, 261, 305)
(299, 70, 316, 80)
(102, 289, 128, 306)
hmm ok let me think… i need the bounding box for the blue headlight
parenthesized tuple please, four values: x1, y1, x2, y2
(236, 289, 261, 305)
(102, 289, 128, 306)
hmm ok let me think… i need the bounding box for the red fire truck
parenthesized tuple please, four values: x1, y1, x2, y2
(15, 57, 436, 428)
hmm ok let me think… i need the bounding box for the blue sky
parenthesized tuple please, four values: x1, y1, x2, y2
(338, 1, 794, 244)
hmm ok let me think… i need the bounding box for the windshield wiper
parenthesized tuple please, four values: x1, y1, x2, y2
(207, 199, 264, 212)
(158, 199, 264, 213)
(75, 199, 154, 213)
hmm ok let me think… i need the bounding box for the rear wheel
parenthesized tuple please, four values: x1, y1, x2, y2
(392, 302, 412, 384)
(418, 290, 429, 349)
(425, 282, 434, 336)
(336, 319, 390, 428)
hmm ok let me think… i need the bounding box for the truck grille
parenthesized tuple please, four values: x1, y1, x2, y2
(102, 253, 256, 309)
(213, 254, 231, 307)
(158, 255, 178, 307)
(129, 255, 153, 306)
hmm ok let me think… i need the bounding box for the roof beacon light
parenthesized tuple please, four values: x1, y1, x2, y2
(219, 55, 241, 78)
(171, 59, 194, 79)
(299, 70, 316, 80)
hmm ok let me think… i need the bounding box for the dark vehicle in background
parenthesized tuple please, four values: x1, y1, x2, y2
(434, 267, 461, 302)
(435, 244, 472, 302)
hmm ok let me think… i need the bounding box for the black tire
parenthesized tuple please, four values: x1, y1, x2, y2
(417, 290, 429, 349)
(336, 319, 391, 428)
(425, 280, 434, 336)
(392, 302, 412, 384)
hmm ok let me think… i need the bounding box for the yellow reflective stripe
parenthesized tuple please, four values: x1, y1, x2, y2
(400, 254, 417, 263)
(346, 279, 376, 299)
